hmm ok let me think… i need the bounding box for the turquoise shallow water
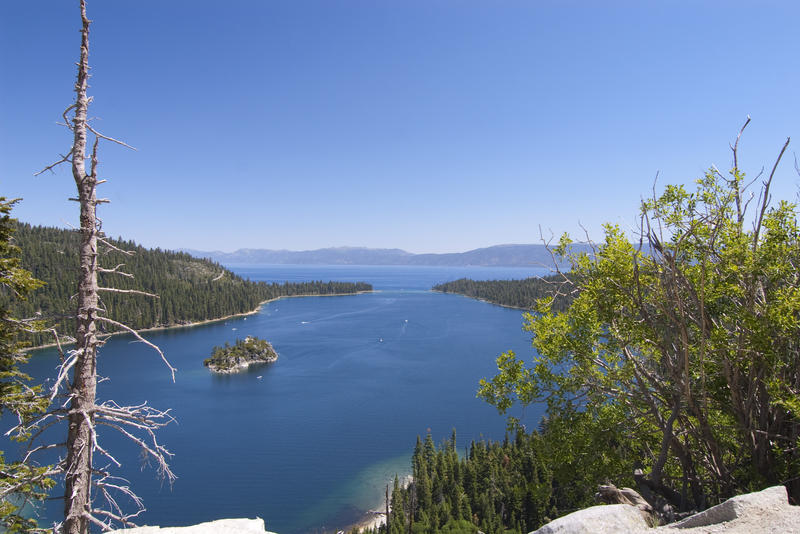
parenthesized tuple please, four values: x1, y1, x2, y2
(18, 265, 547, 533)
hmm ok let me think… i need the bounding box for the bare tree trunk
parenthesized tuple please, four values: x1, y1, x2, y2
(25, 2, 177, 531)
(63, 3, 98, 532)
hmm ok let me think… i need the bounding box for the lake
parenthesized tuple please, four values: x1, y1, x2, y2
(19, 265, 547, 533)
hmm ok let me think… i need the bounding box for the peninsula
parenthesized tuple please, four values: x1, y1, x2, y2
(432, 273, 574, 312)
(13, 222, 372, 348)
(204, 337, 278, 373)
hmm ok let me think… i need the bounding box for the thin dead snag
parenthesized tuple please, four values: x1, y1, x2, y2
(24, 2, 176, 532)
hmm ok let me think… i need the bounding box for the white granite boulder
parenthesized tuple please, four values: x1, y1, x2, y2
(529, 503, 650, 534)
(657, 485, 800, 533)
(529, 485, 800, 534)
(109, 518, 274, 534)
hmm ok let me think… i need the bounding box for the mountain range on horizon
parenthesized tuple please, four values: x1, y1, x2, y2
(181, 243, 592, 267)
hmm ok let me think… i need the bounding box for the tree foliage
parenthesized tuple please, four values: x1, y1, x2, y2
(479, 126, 799, 510)
(0, 198, 54, 532)
(361, 424, 635, 534)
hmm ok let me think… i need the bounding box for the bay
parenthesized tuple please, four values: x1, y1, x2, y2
(19, 265, 547, 533)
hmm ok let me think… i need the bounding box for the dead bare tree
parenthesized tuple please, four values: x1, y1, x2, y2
(25, 1, 177, 532)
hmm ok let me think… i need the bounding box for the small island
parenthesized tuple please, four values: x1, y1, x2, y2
(204, 336, 278, 373)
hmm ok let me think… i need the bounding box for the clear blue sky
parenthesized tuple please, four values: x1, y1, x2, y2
(2, 1, 798, 254)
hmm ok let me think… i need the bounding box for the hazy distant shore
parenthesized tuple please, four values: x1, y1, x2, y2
(182, 243, 583, 268)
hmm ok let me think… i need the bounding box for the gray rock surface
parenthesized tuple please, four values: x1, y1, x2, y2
(530, 503, 650, 534)
(109, 518, 274, 534)
(107, 486, 800, 534)
(529, 486, 799, 534)
(656, 485, 800, 534)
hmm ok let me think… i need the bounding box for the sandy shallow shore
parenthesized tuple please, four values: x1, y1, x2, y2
(340, 475, 412, 533)
(346, 510, 387, 532)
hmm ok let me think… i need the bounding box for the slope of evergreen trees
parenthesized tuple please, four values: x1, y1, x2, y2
(432, 274, 573, 312)
(7, 223, 371, 346)
(375, 414, 635, 534)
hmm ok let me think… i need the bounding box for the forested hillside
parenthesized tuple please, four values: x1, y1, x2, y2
(8, 223, 371, 346)
(379, 421, 634, 534)
(432, 274, 574, 312)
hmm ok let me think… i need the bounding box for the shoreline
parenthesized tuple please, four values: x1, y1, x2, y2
(340, 475, 413, 533)
(25, 290, 374, 352)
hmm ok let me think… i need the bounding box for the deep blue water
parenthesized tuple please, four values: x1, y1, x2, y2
(17, 265, 546, 533)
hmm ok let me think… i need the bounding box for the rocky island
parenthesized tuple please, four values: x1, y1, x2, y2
(204, 336, 278, 373)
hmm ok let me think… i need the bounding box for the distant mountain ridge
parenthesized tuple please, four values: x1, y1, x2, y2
(182, 244, 591, 267)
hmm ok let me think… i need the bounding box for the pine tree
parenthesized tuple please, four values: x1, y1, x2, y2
(0, 198, 54, 532)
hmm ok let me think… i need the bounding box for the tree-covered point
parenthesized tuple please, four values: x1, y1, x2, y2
(204, 336, 278, 373)
(7, 223, 372, 346)
(432, 274, 574, 312)
(372, 421, 634, 534)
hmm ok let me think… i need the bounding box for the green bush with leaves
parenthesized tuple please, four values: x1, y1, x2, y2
(479, 125, 799, 510)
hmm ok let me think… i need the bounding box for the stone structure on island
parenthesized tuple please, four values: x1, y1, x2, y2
(203, 336, 278, 373)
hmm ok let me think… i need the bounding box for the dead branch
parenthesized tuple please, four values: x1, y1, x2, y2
(97, 236, 135, 256)
(50, 350, 80, 400)
(93, 475, 145, 524)
(98, 264, 134, 279)
(62, 103, 77, 131)
(94, 317, 176, 380)
(34, 148, 74, 176)
(81, 510, 115, 532)
(753, 136, 790, 247)
(94, 420, 174, 484)
(97, 287, 159, 299)
(85, 123, 137, 151)
(82, 410, 121, 468)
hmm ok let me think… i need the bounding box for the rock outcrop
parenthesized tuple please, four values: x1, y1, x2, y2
(109, 518, 274, 534)
(530, 486, 800, 534)
(530, 503, 650, 534)
(655, 485, 800, 533)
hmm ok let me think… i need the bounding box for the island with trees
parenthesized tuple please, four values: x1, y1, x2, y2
(204, 337, 278, 373)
